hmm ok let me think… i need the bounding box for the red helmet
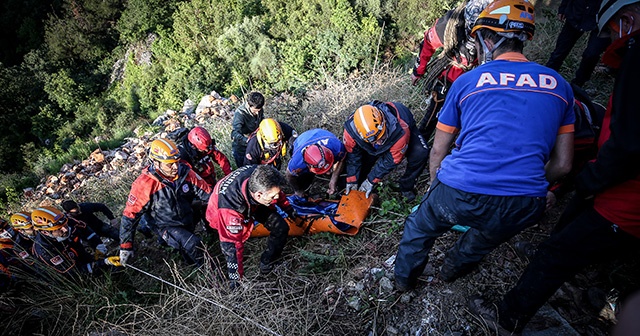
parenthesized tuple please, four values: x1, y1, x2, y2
(303, 144, 334, 175)
(187, 127, 214, 152)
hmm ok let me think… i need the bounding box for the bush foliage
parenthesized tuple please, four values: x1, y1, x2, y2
(0, 0, 442, 180)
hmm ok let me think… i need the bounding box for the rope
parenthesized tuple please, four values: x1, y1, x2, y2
(124, 263, 282, 336)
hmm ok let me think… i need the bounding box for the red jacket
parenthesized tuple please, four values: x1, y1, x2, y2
(206, 165, 291, 245)
(577, 35, 640, 237)
(413, 12, 474, 84)
(120, 164, 212, 249)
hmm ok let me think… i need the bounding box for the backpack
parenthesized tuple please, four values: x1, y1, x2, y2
(167, 127, 191, 147)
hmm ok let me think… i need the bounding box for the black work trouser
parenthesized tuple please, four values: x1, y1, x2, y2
(220, 207, 289, 282)
(160, 226, 204, 266)
(546, 23, 610, 87)
(359, 132, 429, 193)
(498, 206, 639, 332)
(89, 221, 119, 241)
(394, 179, 545, 288)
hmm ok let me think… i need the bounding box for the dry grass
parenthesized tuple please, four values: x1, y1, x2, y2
(1, 5, 622, 334)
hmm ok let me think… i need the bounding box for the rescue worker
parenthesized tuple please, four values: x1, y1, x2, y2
(31, 206, 120, 276)
(178, 126, 232, 187)
(343, 101, 430, 202)
(61, 200, 120, 240)
(286, 129, 346, 196)
(395, 0, 575, 291)
(231, 91, 265, 167)
(206, 165, 295, 288)
(8, 212, 37, 268)
(0, 219, 18, 288)
(119, 138, 212, 267)
(545, 0, 610, 87)
(243, 118, 297, 169)
(411, 0, 493, 139)
(468, 0, 640, 333)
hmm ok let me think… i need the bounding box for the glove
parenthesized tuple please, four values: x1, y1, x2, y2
(104, 256, 122, 267)
(119, 249, 133, 266)
(359, 179, 374, 198)
(95, 244, 107, 260)
(345, 183, 358, 195)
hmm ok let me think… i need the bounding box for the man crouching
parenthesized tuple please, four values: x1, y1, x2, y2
(206, 165, 295, 288)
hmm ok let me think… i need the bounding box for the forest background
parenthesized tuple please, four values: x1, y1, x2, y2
(0, 0, 457, 208)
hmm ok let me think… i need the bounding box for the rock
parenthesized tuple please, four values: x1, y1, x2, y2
(385, 326, 399, 335)
(114, 151, 129, 161)
(347, 296, 361, 311)
(90, 149, 105, 163)
(370, 268, 385, 280)
(379, 277, 394, 293)
(384, 255, 396, 268)
(23, 188, 34, 198)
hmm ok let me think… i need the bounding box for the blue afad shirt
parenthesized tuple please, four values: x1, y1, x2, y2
(436, 58, 575, 197)
(287, 129, 346, 176)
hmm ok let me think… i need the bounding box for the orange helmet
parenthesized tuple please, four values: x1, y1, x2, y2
(353, 105, 386, 143)
(471, 0, 535, 40)
(10, 212, 32, 230)
(149, 138, 180, 163)
(303, 144, 335, 175)
(31, 206, 68, 231)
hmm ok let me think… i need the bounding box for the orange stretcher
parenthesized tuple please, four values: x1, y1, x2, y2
(251, 190, 375, 237)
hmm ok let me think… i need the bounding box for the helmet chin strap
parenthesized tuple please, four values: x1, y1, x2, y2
(476, 31, 507, 64)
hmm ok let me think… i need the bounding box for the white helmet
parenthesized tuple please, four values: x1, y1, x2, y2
(597, 0, 640, 32)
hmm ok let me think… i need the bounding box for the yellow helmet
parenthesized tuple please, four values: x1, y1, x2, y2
(149, 138, 180, 163)
(31, 206, 68, 231)
(10, 212, 32, 230)
(353, 105, 386, 143)
(257, 119, 284, 151)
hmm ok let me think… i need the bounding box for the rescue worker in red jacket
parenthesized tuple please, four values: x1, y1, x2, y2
(411, 0, 492, 139)
(343, 101, 429, 202)
(119, 139, 212, 267)
(31, 206, 120, 276)
(206, 165, 295, 288)
(178, 126, 232, 187)
(412, 0, 493, 85)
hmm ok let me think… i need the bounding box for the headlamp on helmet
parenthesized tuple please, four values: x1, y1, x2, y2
(471, 0, 535, 41)
(303, 144, 335, 175)
(149, 138, 180, 163)
(10, 212, 33, 230)
(353, 105, 387, 143)
(31, 206, 68, 231)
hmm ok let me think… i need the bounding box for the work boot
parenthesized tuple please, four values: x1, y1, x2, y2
(395, 278, 413, 292)
(438, 263, 474, 283)
(468, 296, 521, 336)
(514, 241, 536, 262)
(259, 261, 276, 275)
